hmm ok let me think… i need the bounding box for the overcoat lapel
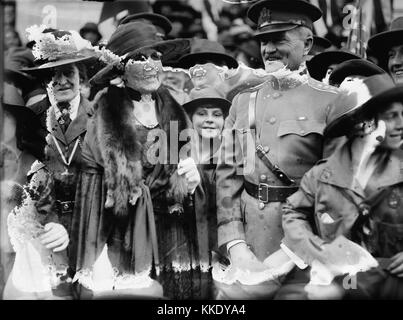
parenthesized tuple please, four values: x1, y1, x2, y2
(65, 99, 89, 144)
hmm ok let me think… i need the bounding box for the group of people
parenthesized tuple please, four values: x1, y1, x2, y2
(1, 0, 403, 300)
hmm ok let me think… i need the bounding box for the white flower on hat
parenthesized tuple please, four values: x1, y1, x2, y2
(26, 24, 93, 61)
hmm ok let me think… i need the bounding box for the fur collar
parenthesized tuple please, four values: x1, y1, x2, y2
(93, 85, 191, 216)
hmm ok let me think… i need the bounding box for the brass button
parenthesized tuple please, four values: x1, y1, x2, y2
(63, 203, 69, 210)
(260, 174, 267, 181)
(269, 117, 276, 124)
(263, 146, 270, 153)
(300, 130, 305, 134)
(258, 202, 265, 210)
(272, 92, 281, 99)
(298, 116, 307, 121)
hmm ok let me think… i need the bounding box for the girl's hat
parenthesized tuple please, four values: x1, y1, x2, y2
(177, 39, 238, 69)
(329, 59, 385, 87)
(182, 86, 231, 116)
(324, 73, 403, 138)
(307, 50, 361, 81)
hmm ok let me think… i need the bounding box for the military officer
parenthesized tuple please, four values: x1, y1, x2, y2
(23, 27, 95, 281)
(368, 17, 403, 84)
(215, 0, 341, 298)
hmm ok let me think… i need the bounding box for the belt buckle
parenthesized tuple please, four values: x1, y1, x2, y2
(258, 183, 269, 203)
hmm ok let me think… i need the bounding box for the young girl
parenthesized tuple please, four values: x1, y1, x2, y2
(182, 86, 230, 298)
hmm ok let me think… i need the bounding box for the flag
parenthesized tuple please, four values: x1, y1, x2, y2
(346, 0, 373, 58)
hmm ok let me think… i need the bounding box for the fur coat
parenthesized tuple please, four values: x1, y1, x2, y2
(92, 84, 191, 216)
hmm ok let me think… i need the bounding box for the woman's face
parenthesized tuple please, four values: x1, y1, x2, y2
(378, 102, 403, 150)
(124, 50, 163, 93)
(2, 111, 17, 144)
(192, 106, 224, 139)
(47, 64, 81, 103)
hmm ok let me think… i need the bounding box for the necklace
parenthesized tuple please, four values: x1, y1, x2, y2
(132, 113, 159, 129)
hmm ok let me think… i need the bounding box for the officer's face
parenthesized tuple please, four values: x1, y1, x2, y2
(48, 64, 81, 103)
(379, 102, 403, 150)
(124, 50, 163, 93)
(388, 44, 403, 84)
(192, 106, 224, 139)
(259, 29, 309, 72)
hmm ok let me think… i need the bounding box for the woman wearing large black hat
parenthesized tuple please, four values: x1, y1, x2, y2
(72, 21, 208, 299)
(368, 17, 403, 84)
(281, 73, 403, 299)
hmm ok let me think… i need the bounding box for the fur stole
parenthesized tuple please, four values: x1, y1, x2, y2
(93, 85, 191, 216)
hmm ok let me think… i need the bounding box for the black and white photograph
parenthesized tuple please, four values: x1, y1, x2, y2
(1, 0, 403, 310)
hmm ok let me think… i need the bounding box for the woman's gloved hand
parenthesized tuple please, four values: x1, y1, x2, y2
(178, 157, 201, 194)
(39, 222, 69, 252)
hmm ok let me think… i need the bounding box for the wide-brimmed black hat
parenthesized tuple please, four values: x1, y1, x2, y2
(247, 0, 322, 38)
(177, 39, 238, 69)
(90, 21, 190, 87)
(307, 50, 361, 81)
(4, 47, 36, 91)
(21, 27, 97, 74)
(79, 22, 102, 41)
(324, 73, 402, 138)
(183, 86, 231, 117)
(119, 12, 172, 38)
(368, 17, 403, 69)
(329, 59, 385, 87)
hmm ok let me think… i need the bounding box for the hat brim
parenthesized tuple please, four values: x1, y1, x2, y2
(254, 24, 301, 37)
(324, 85, 403, 138)
(247, 0, 322, 25)
(178, 52, 238, 69)
(329, 59, 385, 86)
(183, 97, 231, 115)
(20, 55, 95, 73)
(307, 51, 361, 81)
(368, 29, 403, 65)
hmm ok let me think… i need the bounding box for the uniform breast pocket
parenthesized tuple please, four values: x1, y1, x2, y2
(276, 120, 325, 176)
(277, 120, 325, 138)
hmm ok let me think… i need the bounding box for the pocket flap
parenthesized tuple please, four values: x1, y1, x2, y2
(277, 120, 325, 137)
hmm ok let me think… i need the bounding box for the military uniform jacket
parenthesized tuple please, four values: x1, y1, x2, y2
(282, 142, 403, 265)
(216, 74, 340, 259)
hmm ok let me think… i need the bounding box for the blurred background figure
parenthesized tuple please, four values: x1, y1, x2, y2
(79, 22, 103, 46)
(4, 29, 22, 53)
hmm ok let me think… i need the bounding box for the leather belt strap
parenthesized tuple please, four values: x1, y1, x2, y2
(244, 180, 298, 203)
